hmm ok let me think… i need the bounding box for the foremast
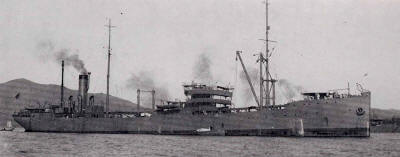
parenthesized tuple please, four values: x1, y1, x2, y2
(105, 19, 115, 117)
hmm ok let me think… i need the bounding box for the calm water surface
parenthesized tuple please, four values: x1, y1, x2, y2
(0, 130, 399, 157)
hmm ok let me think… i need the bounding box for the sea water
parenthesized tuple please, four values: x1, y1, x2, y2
(0, 131, 399, 157)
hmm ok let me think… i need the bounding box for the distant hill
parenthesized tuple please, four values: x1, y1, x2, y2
(0, 78, 146, 127)
(371, 108, 400, 119)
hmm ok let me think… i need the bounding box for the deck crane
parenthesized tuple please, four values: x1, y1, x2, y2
(236, 51, 260, 107)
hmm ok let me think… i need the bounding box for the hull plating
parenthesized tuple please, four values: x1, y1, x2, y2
(13, 94, 370, 137)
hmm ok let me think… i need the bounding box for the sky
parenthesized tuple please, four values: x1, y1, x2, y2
(0, 0, 399, 109)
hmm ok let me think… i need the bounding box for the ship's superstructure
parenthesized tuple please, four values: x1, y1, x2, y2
(12, 1, 371, 137)
(183, 83, 233, 113)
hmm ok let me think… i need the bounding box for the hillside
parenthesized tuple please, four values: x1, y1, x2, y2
(371, 108, 400, 119)
(0, 78, 142, 127)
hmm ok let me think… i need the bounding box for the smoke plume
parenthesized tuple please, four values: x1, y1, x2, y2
(239, 67, 259, 103)
(36, 41, 87, 73)
(55, 50, 87, 73)
(277, 79, 303, 103)
(193, 53, 213, 83)
(126, 71, 170, 107)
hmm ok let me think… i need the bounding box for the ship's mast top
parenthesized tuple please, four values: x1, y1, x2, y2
(105, 19, 115, 117)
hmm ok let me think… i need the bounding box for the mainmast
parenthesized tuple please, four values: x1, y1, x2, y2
(261, 0, 276, 106)
(105, 19, 115, 117)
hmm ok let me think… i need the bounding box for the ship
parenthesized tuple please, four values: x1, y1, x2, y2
(12, 1, 370, 137)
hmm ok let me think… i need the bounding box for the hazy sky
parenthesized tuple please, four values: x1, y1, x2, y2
(1, 0, 399, 109)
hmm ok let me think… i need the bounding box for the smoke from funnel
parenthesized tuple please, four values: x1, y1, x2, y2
(55, 50, 87, 73)
(36, 40, 87, 73)
(193, 53, 213, 83)
(126, 71, 170, 107)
